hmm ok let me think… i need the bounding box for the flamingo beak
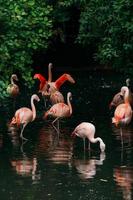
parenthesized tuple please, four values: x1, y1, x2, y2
(71, 131, 76, 138)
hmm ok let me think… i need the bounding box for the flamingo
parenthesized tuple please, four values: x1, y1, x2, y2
(10, 94, 40, 140)
(112, 86, 132, 148)
(34, 63, 75, 105)
(71, 122, 106, 152)
(44, 92, 72, 136)
(109, 79, 133, 109)
(7, 74, 19, 97)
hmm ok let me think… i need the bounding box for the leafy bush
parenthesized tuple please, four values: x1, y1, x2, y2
(0, 0, 53, 98)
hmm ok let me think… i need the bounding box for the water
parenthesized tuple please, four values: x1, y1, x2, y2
(0, 70, 133, 200)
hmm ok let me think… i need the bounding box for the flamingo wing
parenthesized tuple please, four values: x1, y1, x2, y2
(55, 74, 75, 89)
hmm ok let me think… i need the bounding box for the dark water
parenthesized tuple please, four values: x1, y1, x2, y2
(0, 70, 133, 200)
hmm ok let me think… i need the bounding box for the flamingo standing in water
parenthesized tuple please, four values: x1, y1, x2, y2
(44, 92, 72, 136)
(112, 86, 132, 148)
(7, 74, 19, 97)
(71, 122, 106, 152)
(10, 94, 40, 140)
(34, 63, 75, 105)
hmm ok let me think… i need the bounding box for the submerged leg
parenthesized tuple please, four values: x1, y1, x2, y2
(120, 127, 123, 149)
(20, 124, 28, 141)
(83, 138, 86, 152)
(52, 117, 60, 138)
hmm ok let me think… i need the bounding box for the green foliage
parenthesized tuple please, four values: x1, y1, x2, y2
(77, 0, 133, 72)
(0, 0, 53, 98)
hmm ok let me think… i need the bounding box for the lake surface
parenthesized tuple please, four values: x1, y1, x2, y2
(0, 70, 133, 200)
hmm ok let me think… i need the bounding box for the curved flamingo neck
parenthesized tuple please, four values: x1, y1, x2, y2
(88, 137, 104, 146)
(31, 96, 37, 121)
(48, 63, 52, 82)
(11, 76, 15, 85)
(67, 93, 72, 115)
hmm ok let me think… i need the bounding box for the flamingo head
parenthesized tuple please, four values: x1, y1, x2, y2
(48, 63, 53, 69)
(12, 74, 18, 81)
(126, 78, 130, 87)
(68, 92, 72, 101)
(120, 86, 128, 96)
(31, 94, 40, 102)
(100, 142, 106, 152)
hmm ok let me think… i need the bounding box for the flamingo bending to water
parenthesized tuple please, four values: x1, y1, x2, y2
(10, 94, 40, 140)
(71, 122, 106, 152)
(44, 92, 72, 135)
(7, 74, 19, 97)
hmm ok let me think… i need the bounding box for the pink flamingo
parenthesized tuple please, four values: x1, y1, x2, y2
(112, 86, 132, 148)
(7, 74, 19, 97)
(71, 122, 106, 152)
(44, 92, 72, 136)
(10, 94, 40, 140)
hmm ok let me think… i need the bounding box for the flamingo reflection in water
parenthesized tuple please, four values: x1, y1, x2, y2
(11, 156, 38, 181)
(37, 125, 73, 165)
(114, 166, 133, 200)
(8, 125, 40, 183)
(73, 152, 106, 180)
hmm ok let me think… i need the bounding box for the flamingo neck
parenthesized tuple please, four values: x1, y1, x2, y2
(67, 94, 72, 115)
(88, 137, 105, 151)
(48, 63, 52, 82)
(11, 76, 15, 85)
(124, 87, 130, 104)
(31, 96, 36, 121)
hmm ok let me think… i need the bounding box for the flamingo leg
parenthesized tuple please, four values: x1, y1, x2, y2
(57, 120, 60, 133)
(83, 138, 86, 152)
(120, 127, 124, 149)
(88, 141, 90, 151)
(52, 117, 60, 138)
(20, 124, 28, 141)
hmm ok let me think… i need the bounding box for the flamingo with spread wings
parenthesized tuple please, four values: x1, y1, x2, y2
(34, 63, 75, 105)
